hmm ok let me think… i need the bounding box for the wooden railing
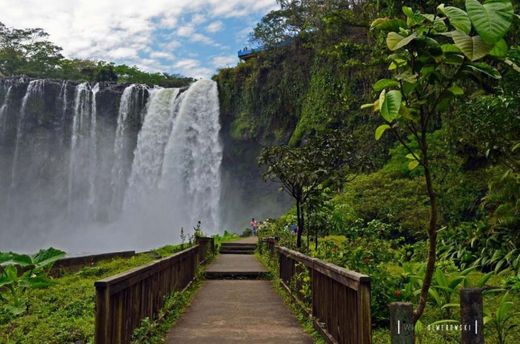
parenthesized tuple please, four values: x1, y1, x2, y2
(276, 246, 371, 344)
(94, 238, 214, 344)
(51, 251, 136, 276)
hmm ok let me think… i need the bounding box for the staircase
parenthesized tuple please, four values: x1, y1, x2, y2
(204, 237, 269, 279)
(219, 242, 256, 254)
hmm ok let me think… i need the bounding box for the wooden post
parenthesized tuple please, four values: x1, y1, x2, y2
(196, 237, 213, 263)
(95, 283, 110, 344)
(390, 302, 414, 344)
(357, 279, 372, 344)
(269, 238, 274, 256)
(460, 288, 484, 344)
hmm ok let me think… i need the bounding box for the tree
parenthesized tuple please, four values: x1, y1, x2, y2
(0, 22, 63, 77)
(0, 22, 194, 86)
(364, 0, 517, 322)
(259, 130, 361, 247)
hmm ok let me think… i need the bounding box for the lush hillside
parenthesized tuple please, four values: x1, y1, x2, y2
(217, 0, 520, 341)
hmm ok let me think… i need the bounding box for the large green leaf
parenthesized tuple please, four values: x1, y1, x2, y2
(489, 38, 508, 57)
(465, 62, 502, 78)
(375, 124, 390, 140)
(371, 18, 406, 32)
(466, 0, 514, 44)
(0, 252, 13, 264)
(32, 247, 65, 269)
(380, 90, 402, 122)
(451, 30, 493, 61)
(0, 253, 32, 267)
(439, 4, 472, 33)
(448, 84, 464, 96)
(387, 32, 417, 51)
(373, 79, 400, 91)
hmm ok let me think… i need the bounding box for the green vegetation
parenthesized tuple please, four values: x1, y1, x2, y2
(0, 22, 194, 87)
(230, 0, 520, 340)
(213, 230, 240, 251)
(259, 130, 361, 247)
(365, 0, 516, 321)
(0, 248, 65, 317)
(0, 244, 190, 343)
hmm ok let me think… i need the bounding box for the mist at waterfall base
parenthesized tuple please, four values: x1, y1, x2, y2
(0, 78, 222, 254)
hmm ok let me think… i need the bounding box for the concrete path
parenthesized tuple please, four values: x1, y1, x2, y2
(205, 254, 269, 279)
(230, 236, 259, 244)
(165, 237, 313, 343)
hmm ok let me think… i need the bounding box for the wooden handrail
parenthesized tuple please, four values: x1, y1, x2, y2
(94, 238, 214, 344)
(95, 246, 195, 289)
(274, 244, 371, 344)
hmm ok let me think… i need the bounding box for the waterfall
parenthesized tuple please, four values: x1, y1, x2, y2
(10, 79, 45, 190)
(58, 81, 69, 148)
(124, 87, 180, 207)
(160, 79, 222, 234)
(0, 81, 15, 135)
(89, 83, 99, 209)
(68, 82, 99, 219)
(0, 77, 222, 253)
(110, 84, 147, 216)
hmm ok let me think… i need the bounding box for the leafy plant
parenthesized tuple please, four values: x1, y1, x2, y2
(428, 268, 474, 317)
(484, 292, 520, 344)
(0, 248, 65, 317)
(364, 0, 516, 322)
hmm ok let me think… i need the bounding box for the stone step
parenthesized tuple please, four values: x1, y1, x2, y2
(204, 254, 269, 281)
(219, 246, 256, 251)
(204, 270, 270, 280)
(219, 249, 255, 255)
(220, 243, 257, 248)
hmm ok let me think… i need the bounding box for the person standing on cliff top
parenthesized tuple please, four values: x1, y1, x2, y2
(250, 218, 258, 236)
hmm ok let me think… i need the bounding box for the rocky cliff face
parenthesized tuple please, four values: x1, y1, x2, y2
(0, 77, 282, 251)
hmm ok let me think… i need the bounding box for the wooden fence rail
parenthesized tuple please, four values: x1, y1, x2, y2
(95, 238, 214, 344)
(51, 251, 136, 276)
(276, 245, 371, 344)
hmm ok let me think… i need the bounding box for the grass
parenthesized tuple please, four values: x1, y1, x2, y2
(0, 244, 191, 344)
(213, 230, 240, 251)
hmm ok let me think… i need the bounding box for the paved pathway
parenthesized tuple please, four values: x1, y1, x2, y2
(165, 237, 313, 343)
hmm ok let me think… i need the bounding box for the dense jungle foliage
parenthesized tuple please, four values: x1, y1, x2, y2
(217, 0, 520, 341)
(0, 22, 194, 87)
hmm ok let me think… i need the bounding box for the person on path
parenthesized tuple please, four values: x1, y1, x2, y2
(250, 218, 258, 236)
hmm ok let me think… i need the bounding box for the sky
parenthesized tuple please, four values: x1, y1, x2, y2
(0, 0, 278, 78)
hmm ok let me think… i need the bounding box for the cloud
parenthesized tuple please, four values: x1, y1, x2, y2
(149, 51, 176, 61)
(211, 55, 237, 68)
(107, 47, 139, 60)
(174, 59, 213, 79)
(206, 21, 223, 33)
(177, 25, 195, 37)
(0, 0, 277, 77)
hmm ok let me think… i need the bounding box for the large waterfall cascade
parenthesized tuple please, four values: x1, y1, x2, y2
(0, 78, 222, 253)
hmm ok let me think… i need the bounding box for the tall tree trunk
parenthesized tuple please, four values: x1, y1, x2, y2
(296, 198, 303, 248)
(413, 149, 438, 323)
(307, 211, 312, 250)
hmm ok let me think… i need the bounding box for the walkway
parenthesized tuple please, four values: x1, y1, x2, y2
(165, 237, 313, 343)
